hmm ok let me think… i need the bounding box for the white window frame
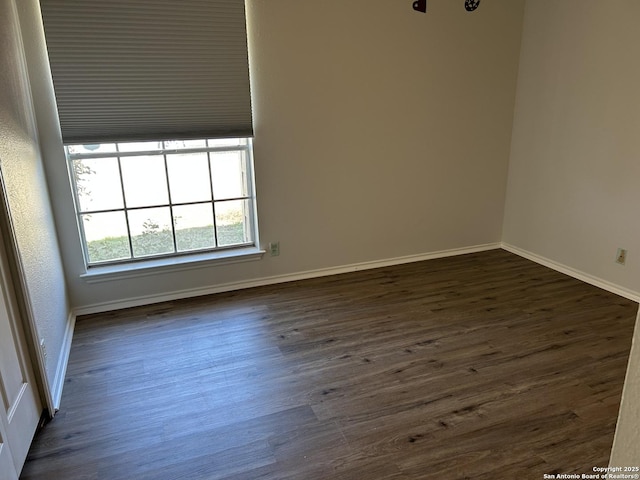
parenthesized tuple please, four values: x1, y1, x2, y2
(67, 138, 262, 277)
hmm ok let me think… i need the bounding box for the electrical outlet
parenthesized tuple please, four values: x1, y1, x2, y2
(269, 241, 280, 257)
(616, 248, 627, 265)
(40, 338, 47, 359)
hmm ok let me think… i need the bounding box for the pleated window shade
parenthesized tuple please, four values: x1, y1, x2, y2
(40, 0, 253, 144)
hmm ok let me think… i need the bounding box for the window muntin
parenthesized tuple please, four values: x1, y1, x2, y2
(68, 138, 256, 266)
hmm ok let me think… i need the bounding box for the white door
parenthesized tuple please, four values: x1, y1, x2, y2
(0, 233, 41, 479)
(0, 421, 18, 480)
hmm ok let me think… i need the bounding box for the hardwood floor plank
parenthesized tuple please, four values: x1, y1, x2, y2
(20, 250, 638, 479)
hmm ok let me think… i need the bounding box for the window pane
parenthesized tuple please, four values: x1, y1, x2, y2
(70, 138, 257, 266)
(118, 141, 162, 152)
(72, 158, 124, 212)
(128, 207, 174, 257)
(208, 138, 246, 147)
(81, 212, 131, 263)
(210, 151, 248, 200)
(173, 204, 215, 252)
(164, 139, 207, 150)
(167, 153, 211, 204)
(67, 143, 117, 155)
(121, 155, 169, 208)
(215, 199, 251, 247)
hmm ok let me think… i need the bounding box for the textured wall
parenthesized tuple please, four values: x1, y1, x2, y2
(0, 0, 71, 400)
(27, 0, 525, 310)
(503, 0, 640, 297)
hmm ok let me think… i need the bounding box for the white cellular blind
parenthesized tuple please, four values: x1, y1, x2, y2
(40, 0, 253, 144)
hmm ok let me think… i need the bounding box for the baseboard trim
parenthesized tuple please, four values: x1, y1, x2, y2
(51, 311, 76, 411)
(501, 243, 640, 303)
(74, 242, 502, 316)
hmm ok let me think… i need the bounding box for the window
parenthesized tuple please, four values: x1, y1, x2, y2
(39, 0, 257, 271)
(68, 138, 257, 266)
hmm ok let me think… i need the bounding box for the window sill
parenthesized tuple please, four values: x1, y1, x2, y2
(80, 246, 265, 284)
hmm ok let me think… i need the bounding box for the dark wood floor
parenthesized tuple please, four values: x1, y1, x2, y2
(21, 250, 638, 479)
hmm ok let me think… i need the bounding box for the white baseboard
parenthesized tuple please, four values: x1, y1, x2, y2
(502, 243, 640, 303)
(74, 242, 502, 316)
(51, 311, 76, 411)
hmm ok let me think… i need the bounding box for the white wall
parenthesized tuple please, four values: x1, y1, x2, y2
(0, 0, 72, 409)
(503, 0, 640, 298)
(27, 0, 525, 311)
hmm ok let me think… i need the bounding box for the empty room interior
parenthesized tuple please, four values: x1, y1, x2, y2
(1, 0, 640, 479)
